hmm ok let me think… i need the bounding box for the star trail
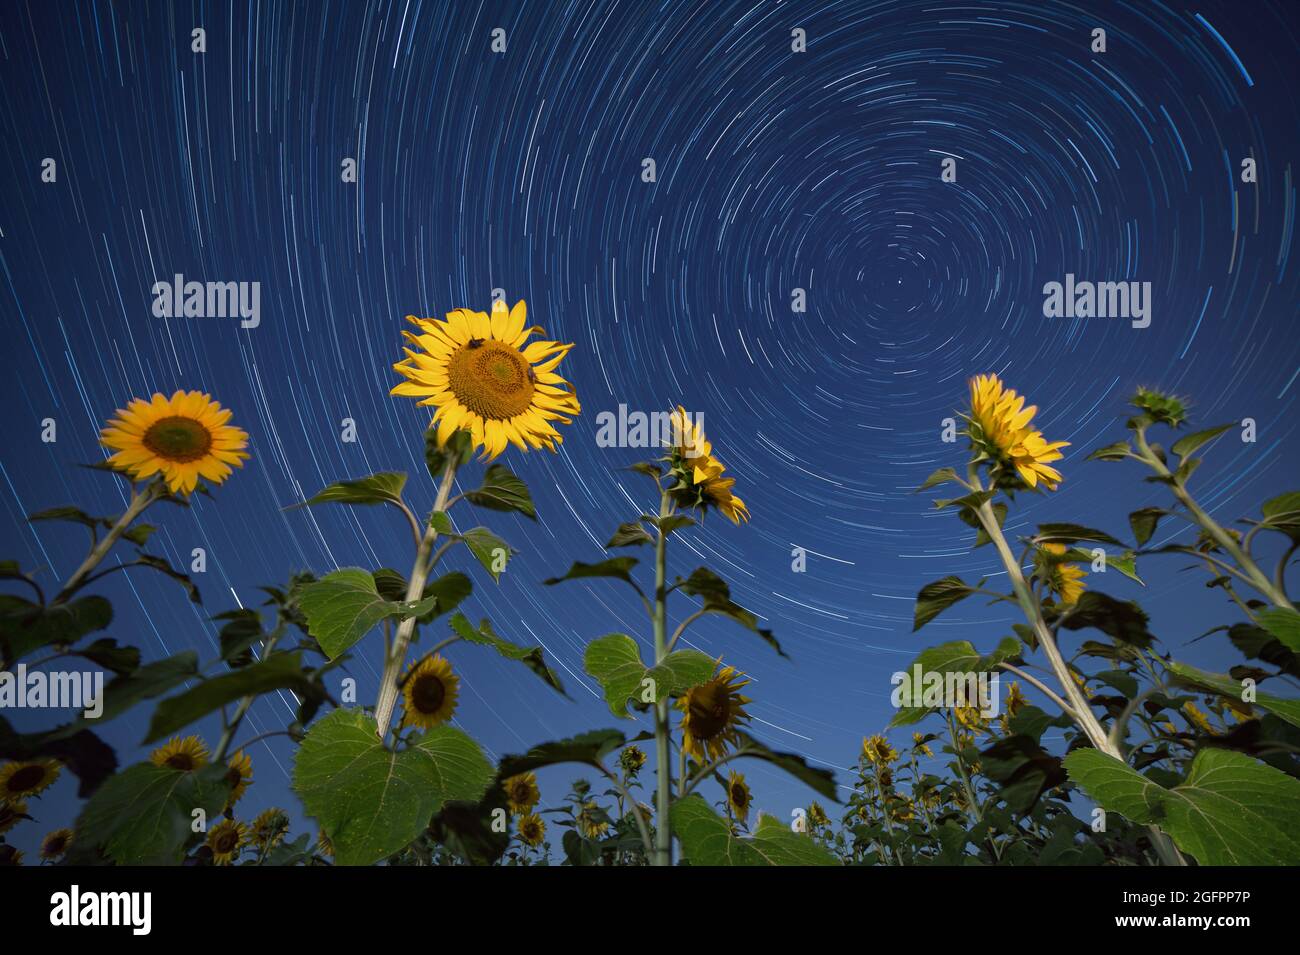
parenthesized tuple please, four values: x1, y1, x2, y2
(1, 0, 1297, 854)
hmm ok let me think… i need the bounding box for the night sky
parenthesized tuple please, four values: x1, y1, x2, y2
(2, 0, 1297, 859)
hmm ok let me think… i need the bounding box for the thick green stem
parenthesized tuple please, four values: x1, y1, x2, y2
(1135, 428, 1293, 609)
(652, 490, 673, 867)
(373, 462, 458, 742)
(56, 481, 163, 602)
(214, 628, 283, 762)
(969, 467, 1185, 864)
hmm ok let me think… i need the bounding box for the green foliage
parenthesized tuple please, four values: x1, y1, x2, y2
(292, 709, 494, 866)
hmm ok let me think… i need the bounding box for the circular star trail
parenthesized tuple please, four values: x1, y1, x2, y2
(1, 0, 1297, 846)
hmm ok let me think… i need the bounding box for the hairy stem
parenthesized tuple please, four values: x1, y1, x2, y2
(373, 461, 459, 742)
(56, 481, 164, 602)
(652, 489, 673, 867)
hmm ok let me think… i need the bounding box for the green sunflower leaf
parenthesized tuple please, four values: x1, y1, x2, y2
(295, 472, 408, 508)
(913, 576, 976, 631)
(1063, 748, 1300, 865)
(1170, 423, 1234, 459)
(1164, 660, 1300, 729)
(461, 527, 514, 582)
(298, 568, 440, 659)
(292, 708, 494, 866)
(544, 557, 640, 587)
(449, 613, 566, 695)
(144, 652, 319, 744)
(463, 464, 535, 519)
(75, 762, 232, 865)
(670, 795, 838, 866)
(1256, 608, 1300, 654)
(582, 633, 714, 717)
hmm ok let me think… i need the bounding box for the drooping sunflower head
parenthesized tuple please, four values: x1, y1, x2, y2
(954, 705, 987, 733)
(726, 771, 752, 825)
(966, 374, 1068, 491)
(225, 751, 254, 809)
(807, 801, 830, 829)
(251, 808, 290, 850)
(1004, 681, 1028, 719)
(676, 663, 752, 761)
(503, 772, 540, 815)
(517, 812, 546, 848)
(150, 735, 210, 772)
(619, 745, 647, 775)
(0, 759, 61, 803)
(911, 732, 934, 758)
(1183, 701, 1216, 735)
(663, 406, 750, 524)
(206, 819, 248, 865)
(0, 799, 27, 835)
(400, 655, 460, 730)
(861, 734, 898, 767)
(100, 390, 249, 496)
(576, 801, 610, 840)
(392, 299, 581, 461)
(1130, 387, 1188, 428)
(1038, 542, 1087, 606)
(41, 828, 74, 860)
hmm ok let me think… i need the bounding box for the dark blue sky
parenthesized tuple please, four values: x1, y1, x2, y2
(2, 0, 1297, 859)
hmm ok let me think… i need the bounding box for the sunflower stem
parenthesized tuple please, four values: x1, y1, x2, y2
(652, 489, 673, 867)
(373, 461, 459, 742)
(214, 626, 284, 763)
(55, 480, 164, 603)
(968, 466, 1187, 865)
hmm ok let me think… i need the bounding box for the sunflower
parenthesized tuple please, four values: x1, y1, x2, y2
(517, 813, 546, 848)
(1183, 702, 1216, 735)
(100, 390, 250, 495)
(955, 705, 987, 733)
(250, 808, 289, 850)
(576, 801, 609, 839)
(1040, 543, 1087, 605)
(0, 759, 60, 803)
(0, 800, 27, 835)
(150, 736, 209, 773)
(861, 734, 898, 766)
(677, 663, 752, 761)
(41, 828, 74, 860)
(316, 829, 335, 859)
(726, 771, 752, 825)
(391, 298, 581, 461)
(206, 819, 247, 865)
(911, 732, 933, 758)
(807, 802, 830, 829)
(503, 772, 540, 815)
(967, 374, 1068, 490)
(664, 406, 750, 523)
(225, 751, 254, 808)
(619, 745, 647, 775)
(400, 655, 460, 729)
(0, 845, 23, 866)
(1004, 681, 1028, 718)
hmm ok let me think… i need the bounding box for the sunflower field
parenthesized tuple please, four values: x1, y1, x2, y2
(2, 296, 1297, 871)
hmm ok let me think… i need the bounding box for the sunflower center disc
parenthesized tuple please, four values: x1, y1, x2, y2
(9, 765, 45, 792)
(411, 674, 446, 714)
(143, 416, 214, 462)
(447, 341, 536, 420)
(688, 684, 729, 740)
(166, 755, 196, 771)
